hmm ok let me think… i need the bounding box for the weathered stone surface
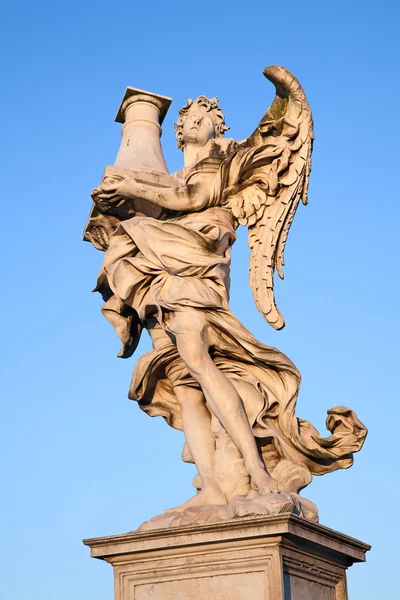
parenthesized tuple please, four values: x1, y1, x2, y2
(83, 515, 370, 600)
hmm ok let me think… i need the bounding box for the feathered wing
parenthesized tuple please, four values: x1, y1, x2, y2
(226, 65, 314, 329)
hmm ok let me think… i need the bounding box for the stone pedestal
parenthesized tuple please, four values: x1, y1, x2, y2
(83, 515, 370, 600)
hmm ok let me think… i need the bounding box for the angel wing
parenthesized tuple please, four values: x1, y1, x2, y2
(225, 65, 314, 330)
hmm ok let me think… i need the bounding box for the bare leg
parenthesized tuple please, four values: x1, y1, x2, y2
(171, 310, 279, 495)
(168, 386, 227, 511)
(146, 319, 226, 509)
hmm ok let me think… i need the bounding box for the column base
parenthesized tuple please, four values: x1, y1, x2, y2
(83, 514, 370, 600)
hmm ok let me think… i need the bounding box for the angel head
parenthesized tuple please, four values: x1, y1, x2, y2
(174, 96, 230, 150)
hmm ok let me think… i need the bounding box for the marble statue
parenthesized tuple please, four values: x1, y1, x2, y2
(85, 65, 367, 527)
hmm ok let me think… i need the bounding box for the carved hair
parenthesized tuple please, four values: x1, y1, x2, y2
(174, 96, 230, 149)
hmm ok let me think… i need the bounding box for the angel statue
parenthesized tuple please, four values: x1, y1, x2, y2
(86, 65, 367, 526)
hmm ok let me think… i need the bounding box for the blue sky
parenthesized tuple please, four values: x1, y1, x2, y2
(1, 1, 399, 598)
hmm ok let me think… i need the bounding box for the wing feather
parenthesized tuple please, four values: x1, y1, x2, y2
(228, 65, 314, 329)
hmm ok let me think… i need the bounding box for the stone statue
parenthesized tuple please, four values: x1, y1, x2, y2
(85, 66, 367, 528)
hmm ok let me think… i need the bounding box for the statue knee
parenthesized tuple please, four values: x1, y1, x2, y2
(174, 386, 205, 408)
(170, 310, 208, 337)
(171, 311, 212, 378)
(177, 338, 210, 379)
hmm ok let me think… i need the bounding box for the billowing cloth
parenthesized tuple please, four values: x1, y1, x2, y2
(105, 206, 235, 323)
(130, 309, 366, 478)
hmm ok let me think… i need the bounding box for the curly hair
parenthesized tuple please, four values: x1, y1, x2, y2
(174, 96, 230, 150)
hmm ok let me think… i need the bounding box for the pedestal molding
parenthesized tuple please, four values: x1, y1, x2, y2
(84, 514, 370, 562)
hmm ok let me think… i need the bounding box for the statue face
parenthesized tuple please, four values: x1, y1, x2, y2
(181, 108, 216, 147)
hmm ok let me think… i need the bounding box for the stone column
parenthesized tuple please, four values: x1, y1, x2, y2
(83, 87, 172, 246)
(83, 515, 370, 600)
(113, 87, 172, 172)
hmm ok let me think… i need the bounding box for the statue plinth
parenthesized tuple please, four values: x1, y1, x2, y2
(83, 515, 370, 600)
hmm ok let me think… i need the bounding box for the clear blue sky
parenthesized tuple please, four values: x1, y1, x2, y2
(1, 1, 399, 598)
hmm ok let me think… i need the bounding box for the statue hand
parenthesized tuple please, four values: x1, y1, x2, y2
(91, 175, 136, 207)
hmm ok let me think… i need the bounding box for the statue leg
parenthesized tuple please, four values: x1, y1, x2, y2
(169, 386, 227, 510)
(171, 309, 279, 496)
(146, 317, 227, 509)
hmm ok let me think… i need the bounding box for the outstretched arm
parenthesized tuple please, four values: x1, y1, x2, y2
(92, 172, 209, 213)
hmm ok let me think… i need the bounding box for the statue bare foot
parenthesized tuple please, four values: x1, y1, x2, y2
(165, 484, 227, 513)
(250, 464, 280, 495)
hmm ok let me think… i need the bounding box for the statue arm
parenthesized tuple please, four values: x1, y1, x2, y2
(92, 172, 210, 213)
(129, 179, 209, 211)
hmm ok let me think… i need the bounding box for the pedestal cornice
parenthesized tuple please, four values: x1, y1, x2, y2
(83, 514, 370, 565)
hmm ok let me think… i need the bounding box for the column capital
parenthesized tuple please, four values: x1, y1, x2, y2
(115, 87, 172, 125)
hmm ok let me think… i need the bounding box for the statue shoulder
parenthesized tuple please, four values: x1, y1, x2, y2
(187, 138, 239, 176)
(207, 137, 239, 157)
(170, 138, 240, 190)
